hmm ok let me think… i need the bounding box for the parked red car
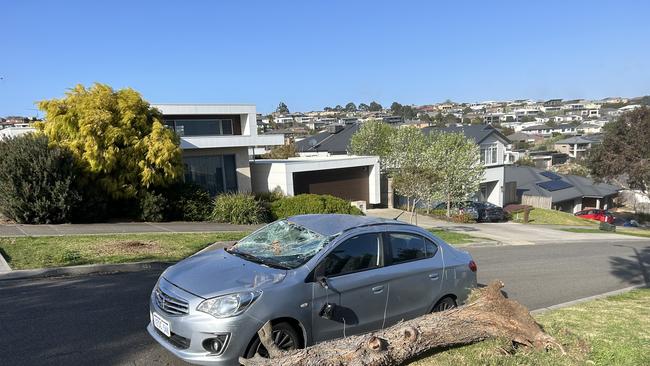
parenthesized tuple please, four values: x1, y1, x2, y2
(574, 209, 614, 224)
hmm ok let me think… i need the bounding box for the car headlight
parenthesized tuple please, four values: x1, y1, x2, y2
(197, 291, 262, 318)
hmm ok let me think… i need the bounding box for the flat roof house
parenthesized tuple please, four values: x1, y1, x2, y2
(153, 104, 284, 195)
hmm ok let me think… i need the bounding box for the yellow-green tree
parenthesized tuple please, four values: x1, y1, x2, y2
(36, 83, 182, 199)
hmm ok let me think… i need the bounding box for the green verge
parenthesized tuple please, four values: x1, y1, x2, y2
(560, 228, 650, 238)
(428, 229, 483, 245)
(0, 232, 249, 270)
(512, 208, 598, 226)
(409, 289, 650, 366)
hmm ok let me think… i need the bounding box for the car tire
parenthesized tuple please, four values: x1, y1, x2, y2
(432, 296, 457, 312)
(244, 322, 300, 359)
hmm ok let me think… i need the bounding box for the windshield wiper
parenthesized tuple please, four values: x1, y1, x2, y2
(229, 250, 290, 270)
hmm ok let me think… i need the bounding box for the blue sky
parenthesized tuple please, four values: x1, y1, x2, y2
(2, 0, 650, 116)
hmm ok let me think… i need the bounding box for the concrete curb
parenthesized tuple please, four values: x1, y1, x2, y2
(0, 241, 235, 281)
(531, 284, 649, 314)
(0, 261, 173, 281)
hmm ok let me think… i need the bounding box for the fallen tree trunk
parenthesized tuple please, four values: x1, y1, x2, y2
(240, 280, 564, 366)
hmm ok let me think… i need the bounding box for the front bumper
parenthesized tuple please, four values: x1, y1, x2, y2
(147, 280, 265, 366)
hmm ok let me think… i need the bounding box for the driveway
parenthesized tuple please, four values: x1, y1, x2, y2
(368, 208, 646, 245)
(0, 238, 647, 366)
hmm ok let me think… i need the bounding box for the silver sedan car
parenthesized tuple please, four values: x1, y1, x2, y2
(147, 214, 477, 365)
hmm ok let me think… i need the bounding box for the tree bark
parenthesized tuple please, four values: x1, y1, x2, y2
(240, 280, 563, 366)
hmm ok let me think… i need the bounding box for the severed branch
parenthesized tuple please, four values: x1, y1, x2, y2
(240, 280, 564, 366)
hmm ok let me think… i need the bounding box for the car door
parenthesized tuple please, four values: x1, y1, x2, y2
(310, 232, 391, 343)
(382, 232, 444, 326)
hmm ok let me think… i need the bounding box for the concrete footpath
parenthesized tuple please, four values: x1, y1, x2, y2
(368, 208, 650, 245)
(0, 221, 259, 237)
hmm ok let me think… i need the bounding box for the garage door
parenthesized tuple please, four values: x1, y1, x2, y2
(293, 166, 369, 202)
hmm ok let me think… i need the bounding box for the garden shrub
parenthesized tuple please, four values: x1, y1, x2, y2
(139, 191, 169, 222)
(212, 193, 267, 225)
(270, 194, 363, 220)
(0, 134, 82, 224)
(167, 183, 213, 221)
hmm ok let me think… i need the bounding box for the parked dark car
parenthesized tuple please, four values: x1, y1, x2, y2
(575, 209, 614, 224)
(433, 201, 479, 221)
(474, 202, 506, 222)
(433, 201, 505, 222)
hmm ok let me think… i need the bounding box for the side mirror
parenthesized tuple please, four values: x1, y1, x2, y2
(316, 275, 329, 289)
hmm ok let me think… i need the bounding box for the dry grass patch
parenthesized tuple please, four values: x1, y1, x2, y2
(94, 240, 169, 256)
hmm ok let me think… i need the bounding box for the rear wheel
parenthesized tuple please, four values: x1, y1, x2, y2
(245, 322, 300, 359)
(432, 296, 457, 312)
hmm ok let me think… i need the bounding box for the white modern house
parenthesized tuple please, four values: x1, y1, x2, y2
(250, 155, 381, 206)
(152, 104, 284, 194)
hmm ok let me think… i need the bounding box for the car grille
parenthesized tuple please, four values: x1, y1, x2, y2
(154, 287, 189, 316)
(155, 328, 191, 350)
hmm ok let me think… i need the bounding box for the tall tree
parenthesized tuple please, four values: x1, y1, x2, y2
(427, 132, 485, 216)
(349, 120, 394, 172)
(276, 102, 290, 114)
(345, 102, 357, 112)
(358, 103, 370, 112)
(387, 127, 431, 217)
(589, 107, 650, 197)
(390, 102, 403, 115)
(368, 101, 383, 112)
(36, 83, 182, 199)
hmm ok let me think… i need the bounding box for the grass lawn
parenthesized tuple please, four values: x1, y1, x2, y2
(512, 208, 598, 226)
(0, 232, 249, 270)
(560, 227, 650, 238)
(409, 289, 650, 366)
(428, 229, 484, 245)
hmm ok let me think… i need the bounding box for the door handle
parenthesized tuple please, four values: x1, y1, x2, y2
(371, 285, 384, 294)
(428, 273, 440, 280)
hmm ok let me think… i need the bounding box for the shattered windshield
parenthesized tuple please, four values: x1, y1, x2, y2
(229, 220, 332, 269)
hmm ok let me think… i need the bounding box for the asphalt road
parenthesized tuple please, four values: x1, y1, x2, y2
(0, 238, 648, 366)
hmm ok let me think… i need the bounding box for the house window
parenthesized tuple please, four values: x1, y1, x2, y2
(183, 154, 238, 195)
(166, 119, 234, 137)
(480, 143, 499, 165)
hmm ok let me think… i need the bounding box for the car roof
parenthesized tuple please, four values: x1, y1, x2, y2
(287, 214, 404, 236)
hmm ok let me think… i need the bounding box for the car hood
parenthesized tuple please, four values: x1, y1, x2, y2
(162, 249, 287, 299)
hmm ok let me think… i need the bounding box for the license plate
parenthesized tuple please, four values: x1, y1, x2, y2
(152, 312, 171, 338)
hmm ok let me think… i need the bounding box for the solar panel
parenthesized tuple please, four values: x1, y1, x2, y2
(540, 171, 562, 180)
(537, 180, 573, 191)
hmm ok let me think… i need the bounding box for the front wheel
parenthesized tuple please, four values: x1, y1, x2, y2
(432, 297, 457, 312)
(244, 322, 300, 359)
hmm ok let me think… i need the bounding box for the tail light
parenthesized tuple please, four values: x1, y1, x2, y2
(468, 260, 477, 272)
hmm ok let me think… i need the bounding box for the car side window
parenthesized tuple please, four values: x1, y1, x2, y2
(320, 233, 381, 277)
(386, 232, 427, 264)
(424, 238, 438, 258)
